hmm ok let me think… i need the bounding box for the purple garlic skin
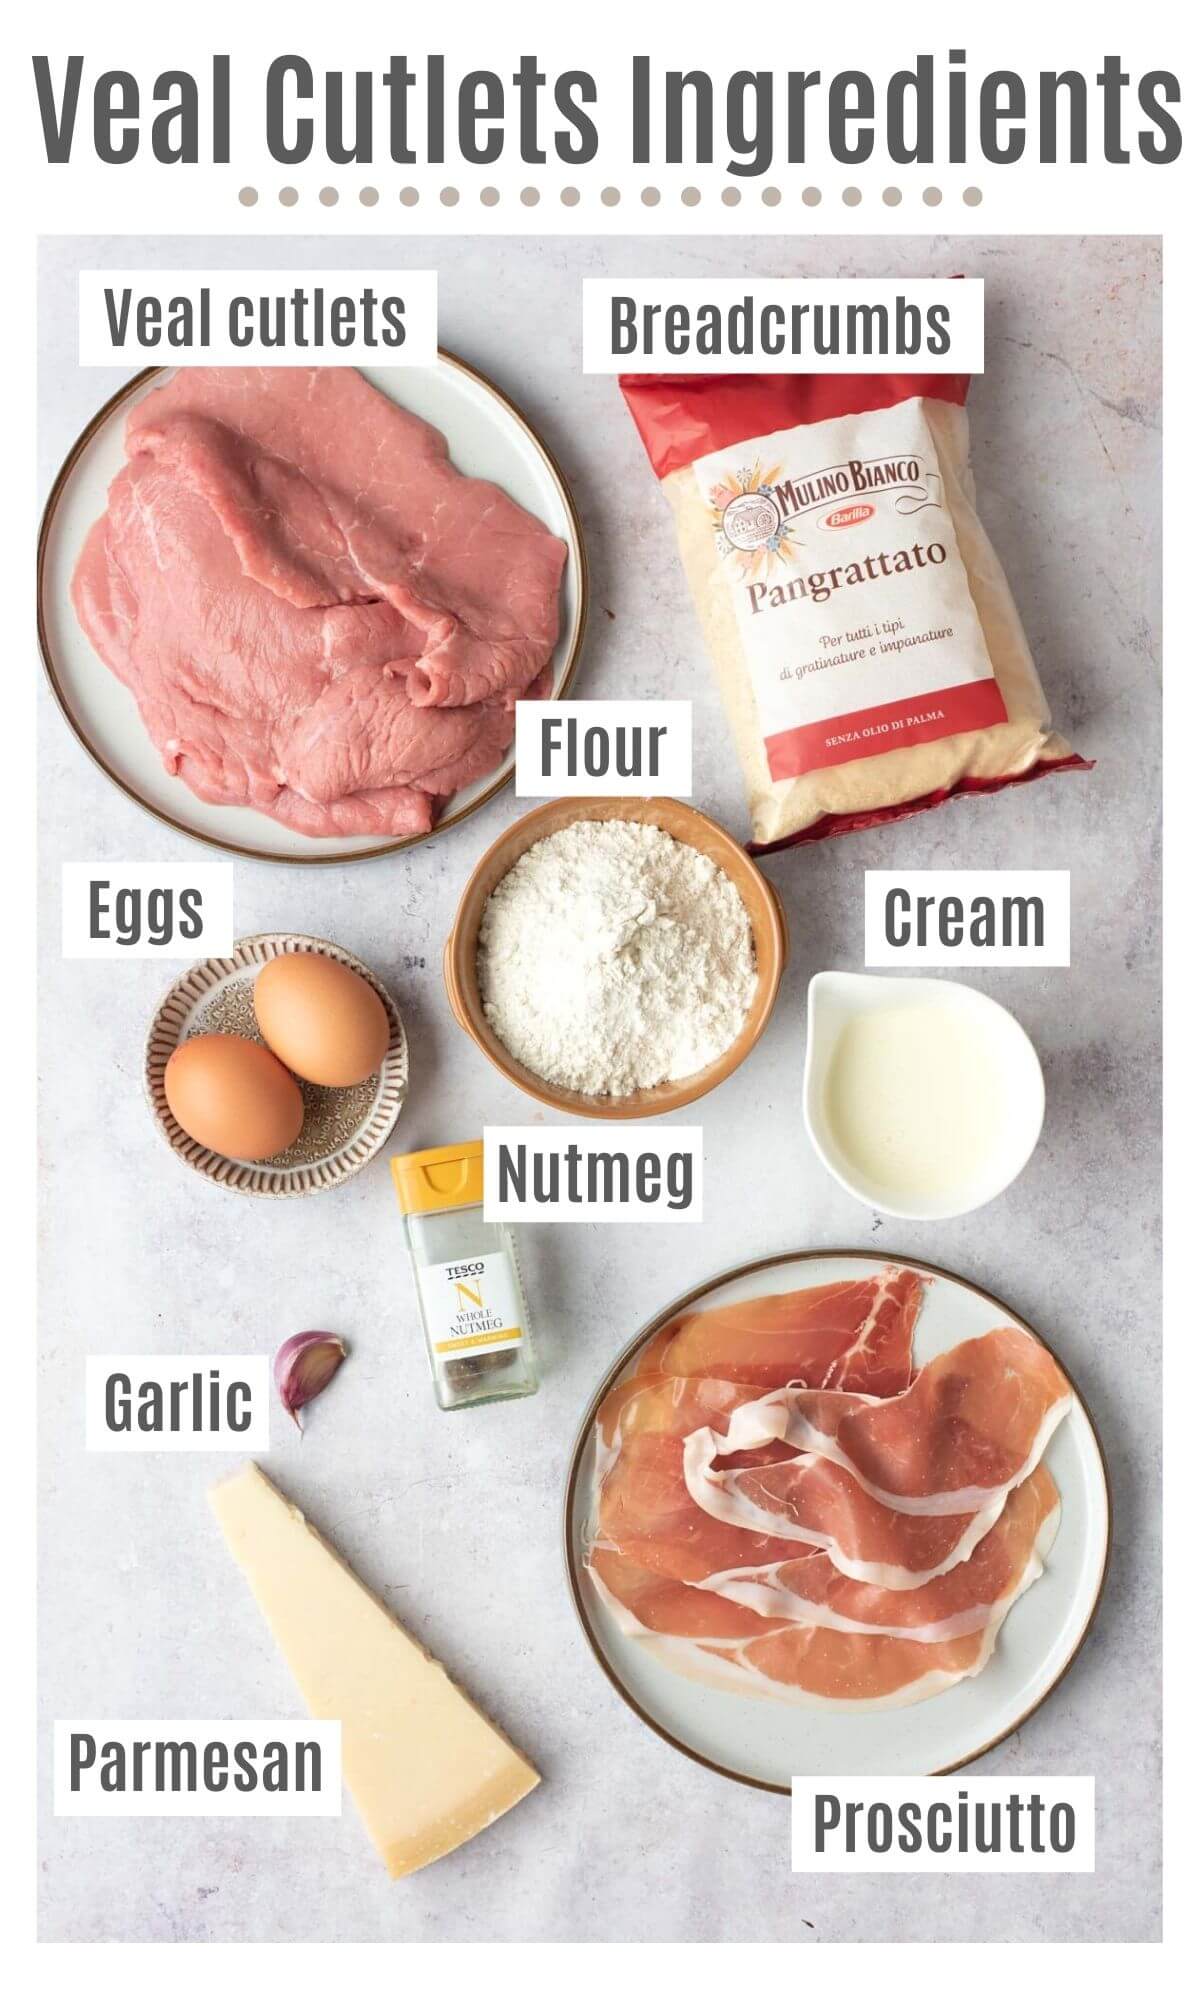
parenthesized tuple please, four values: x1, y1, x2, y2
(273, 1332, 348, 1429)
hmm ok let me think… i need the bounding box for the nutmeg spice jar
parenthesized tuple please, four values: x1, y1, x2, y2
(391, 1141, 539, 1411)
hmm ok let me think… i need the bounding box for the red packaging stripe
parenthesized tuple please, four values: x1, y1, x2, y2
(619, 372, 971, 481)
(765, 679, 1009, 782)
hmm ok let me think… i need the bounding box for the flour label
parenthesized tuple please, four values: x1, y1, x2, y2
(692, 396, 1006, 780)
(416, 1253, 526, 1359)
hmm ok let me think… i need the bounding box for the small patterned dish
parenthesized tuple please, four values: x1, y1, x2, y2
(145, 933, 408, 1198)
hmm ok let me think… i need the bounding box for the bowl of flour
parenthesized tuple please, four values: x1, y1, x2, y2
(444, 798, 788, 1118)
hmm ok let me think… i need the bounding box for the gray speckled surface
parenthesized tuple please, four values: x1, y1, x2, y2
(38, 235, 1161, 1943)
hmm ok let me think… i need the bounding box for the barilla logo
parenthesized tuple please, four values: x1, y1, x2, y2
(823, 503, 875, 530)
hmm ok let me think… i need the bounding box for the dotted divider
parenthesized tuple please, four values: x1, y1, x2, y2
(239, 183, 984, 208)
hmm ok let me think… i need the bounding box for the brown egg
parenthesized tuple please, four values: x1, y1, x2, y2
(254, 952, 390, 1088)
(164, 1035, 304, 1161)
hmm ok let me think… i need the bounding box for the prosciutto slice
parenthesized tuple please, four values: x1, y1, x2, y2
(636, 1265, 922, 1396)
(683, 1443, 998, 1589)
(595, 1371, 991, 1598)
(682, 1328, 1073, 1587)
(713, 1327, 1072, 1514)
(595, 1374, 808, 1584)
(588, 1470, 1061, 1707)
(702, 1464, 1061, 1641)
(588, 1546, 787, 1643)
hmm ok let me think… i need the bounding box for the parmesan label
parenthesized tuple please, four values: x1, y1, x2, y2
(692, 396, 1006, 780)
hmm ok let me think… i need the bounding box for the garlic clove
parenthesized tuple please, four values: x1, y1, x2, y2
(273, 1331, 348, 1429)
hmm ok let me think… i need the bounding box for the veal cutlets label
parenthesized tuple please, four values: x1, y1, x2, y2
(694, 395, 1007, 780)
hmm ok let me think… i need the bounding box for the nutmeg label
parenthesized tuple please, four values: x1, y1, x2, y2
(484, 1127, 702, 1221)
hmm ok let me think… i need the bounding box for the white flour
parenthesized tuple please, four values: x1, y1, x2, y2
(476, 820, 757, 1096)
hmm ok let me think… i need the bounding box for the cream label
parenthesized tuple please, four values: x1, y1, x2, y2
(864, 871, 1071, 968)
(692, 396, 1006, 780)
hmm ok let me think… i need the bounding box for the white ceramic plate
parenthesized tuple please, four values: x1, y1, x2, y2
(565, 1251, 1109, 1788)
(38, 356, 586, 864)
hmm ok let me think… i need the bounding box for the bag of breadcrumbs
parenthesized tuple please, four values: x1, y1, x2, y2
(620, 371, 1088, 851)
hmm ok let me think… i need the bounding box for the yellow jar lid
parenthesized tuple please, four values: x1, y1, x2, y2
(391, 1140, 484, 1215)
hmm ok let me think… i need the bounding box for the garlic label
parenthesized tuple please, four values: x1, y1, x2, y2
(85, 1356, 270, 1452)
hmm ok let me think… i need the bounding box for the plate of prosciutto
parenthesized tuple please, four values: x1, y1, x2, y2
(38, 356, 585, 864)
(566, 1251, 1109, 1788)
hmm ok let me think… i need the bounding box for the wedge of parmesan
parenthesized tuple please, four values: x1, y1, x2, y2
(210, 1462, 539, 1877)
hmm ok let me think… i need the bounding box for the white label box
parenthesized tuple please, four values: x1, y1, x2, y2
(864, 870, 1071, 967)
(79, 269, 437, 366)
(54, 1722, 342, 1816)
(484, 1127, 702, 1222)
(583, 279, 984, 373)
(85, 1356, 271, 1453)
(793, 1777, 1095, 1872)
(515, 700, 693, 797)
(62, 862, 233, 958)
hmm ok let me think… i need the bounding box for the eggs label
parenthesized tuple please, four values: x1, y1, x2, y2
(85, 1357, 270, 1451)
(62, 862, 233, 957)
(483, 1127, 702, 1221)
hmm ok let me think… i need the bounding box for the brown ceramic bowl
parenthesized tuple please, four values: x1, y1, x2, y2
(443, 797, 789, 1120)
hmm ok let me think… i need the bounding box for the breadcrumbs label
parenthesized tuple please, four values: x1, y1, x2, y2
(694, 396, 1007, 780)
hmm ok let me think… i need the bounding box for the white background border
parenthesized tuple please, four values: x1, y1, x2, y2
(8, 0, 1180, 1976)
